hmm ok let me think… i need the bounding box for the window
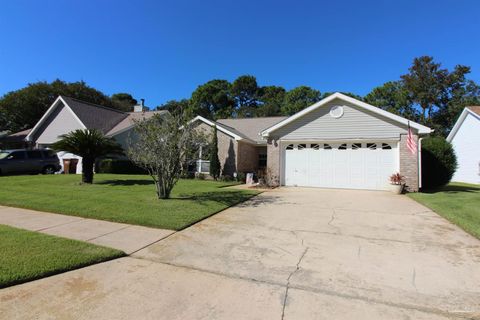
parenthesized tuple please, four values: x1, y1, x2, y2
(367, 143, 377, 150)
(286, 144, 294, 150)
(42, 150, 57, 159)
(311, 144, 320, 150)
(338, 144, 347, 150)
(8, 151, 25, 160)
(323, 144, 332, 150)
(297, 144, 306, 150)
(382, 143, 392, 150)
(27, 150, 43, 159)
(352, 143, 361, 150)
(258, 154, 267, 167)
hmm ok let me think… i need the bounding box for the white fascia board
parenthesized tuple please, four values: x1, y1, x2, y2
(190, 115, 244, 140)
(446, 107, 480, 142)
(25, 96, 87, 141)
(261, 92, 433, 137)
(26, 96, 87, 141)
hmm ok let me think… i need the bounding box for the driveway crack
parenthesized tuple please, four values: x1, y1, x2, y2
(281, 245, 309, 320)
(412, 267, 418, 292)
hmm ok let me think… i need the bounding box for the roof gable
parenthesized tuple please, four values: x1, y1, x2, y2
(447, 107, 480, 142)
(261, 92, 432, 137)
(61, 96, 128, 133)
(27, 96, 129, 141)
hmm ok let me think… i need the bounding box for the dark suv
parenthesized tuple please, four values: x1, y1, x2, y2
(0, 149, 61, 175)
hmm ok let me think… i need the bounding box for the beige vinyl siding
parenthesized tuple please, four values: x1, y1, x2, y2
(34, 103, 85, 145)
(271, 98, 408, 140)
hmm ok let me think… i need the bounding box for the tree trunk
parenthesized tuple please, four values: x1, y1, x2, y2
(155, 178, 172, 199)
(82, 157, 95, 184)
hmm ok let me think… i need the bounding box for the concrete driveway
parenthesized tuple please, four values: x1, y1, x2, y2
(1, 188, 480, 319)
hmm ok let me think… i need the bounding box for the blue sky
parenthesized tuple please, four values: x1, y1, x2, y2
(1, 0, 479, 108)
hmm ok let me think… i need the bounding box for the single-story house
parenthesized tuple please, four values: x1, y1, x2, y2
(0, 129, 32, 149)
(446, 106, 480, 185)
(25, 96, 166, 173)
(192, 92, 432, 191)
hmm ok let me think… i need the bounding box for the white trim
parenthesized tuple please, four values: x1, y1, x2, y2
(261, 92, 432, 137)
(446, 107, 480, 142)
(189, 115, 244, 140)
(26, 96, 87, 141)
(418, 137, 423, 189)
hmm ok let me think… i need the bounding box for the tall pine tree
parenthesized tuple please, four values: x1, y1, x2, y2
(209, 125, 221, 180)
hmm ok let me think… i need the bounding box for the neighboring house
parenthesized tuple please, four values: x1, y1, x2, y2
(446, 106, 480, 184)
(25, 96, 166, 173)
(193, 92, 432, 191)
(0, 129, 32, 149)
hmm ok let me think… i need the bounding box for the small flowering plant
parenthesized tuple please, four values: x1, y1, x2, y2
(389, 173, 405, 185)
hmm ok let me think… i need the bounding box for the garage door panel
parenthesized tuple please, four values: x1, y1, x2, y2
(284, 142, 397, 191)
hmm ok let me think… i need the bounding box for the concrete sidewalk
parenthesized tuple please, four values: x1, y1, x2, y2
(0, 205, 174, 254)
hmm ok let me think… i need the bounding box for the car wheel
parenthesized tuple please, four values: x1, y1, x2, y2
(42, 165, 56, 174)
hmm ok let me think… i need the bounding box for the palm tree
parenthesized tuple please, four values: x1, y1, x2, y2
(52, 129, 123, 184)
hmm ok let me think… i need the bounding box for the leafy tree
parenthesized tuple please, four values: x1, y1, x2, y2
(364, 81, 419, 120)
(282, 86, 321, 115)
(209, 126, 221, 180)
(400, 56, 480, 128)
(111, 93, 138, 112)
(0, 79, 123, 133)
(231, 75, 259, 117)
(157, 99, 190, 116)
(257, 86, 286, 117)
(51, 129, 124, 184)
(127, 112, 202, 199)
(421, 137, 457, 189)
(190, 80, 234, 119)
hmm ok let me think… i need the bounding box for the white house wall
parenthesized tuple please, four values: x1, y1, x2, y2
(35, 103, 85, 145)
(450, 113, 480, 184)
(271, 98, 408, 140)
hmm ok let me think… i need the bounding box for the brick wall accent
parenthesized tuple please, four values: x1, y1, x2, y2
(399, 133, 419, 192)
(237, 141, 259, 173)
(266, 138, 281, 186)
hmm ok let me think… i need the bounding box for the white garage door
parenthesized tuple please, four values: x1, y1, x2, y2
(284, 142, 397, 190)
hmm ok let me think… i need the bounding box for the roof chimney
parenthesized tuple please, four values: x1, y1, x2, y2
(133, 99, 145, 112)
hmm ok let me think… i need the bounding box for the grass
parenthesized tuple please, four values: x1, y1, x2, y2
(0, 224, 124, 288)
(0, 174, 259, 230)
(408, 182, 480, 239)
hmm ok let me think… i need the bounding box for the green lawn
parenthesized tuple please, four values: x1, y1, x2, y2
(408, 182, 480, 239)
(0, 174, 259, 230)
(0, 224, 124, 288)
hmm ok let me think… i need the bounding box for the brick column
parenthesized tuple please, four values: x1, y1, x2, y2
(266, 138, 281, 186)
(399, 134, 419, 192)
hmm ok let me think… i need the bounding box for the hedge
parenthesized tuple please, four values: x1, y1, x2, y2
(421, 136, 457, 189)
(96, 159, 147, 174)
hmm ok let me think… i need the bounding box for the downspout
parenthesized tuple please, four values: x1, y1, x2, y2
(418, 137, 423, 189)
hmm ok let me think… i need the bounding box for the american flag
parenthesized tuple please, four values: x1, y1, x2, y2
(407, 121, 417, 155)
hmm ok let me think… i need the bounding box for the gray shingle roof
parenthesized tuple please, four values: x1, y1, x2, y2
(106, 110, 169, 136)
(61, 96, 129, 134)
(216, 116, 287, 143)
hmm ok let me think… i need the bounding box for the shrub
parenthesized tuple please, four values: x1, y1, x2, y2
(220, 175, 233, 182)
(421, 136, 457, 189)
(209, 126, 221, 180)
(235, 172, 246, 183)
(97, 159, 147, 174)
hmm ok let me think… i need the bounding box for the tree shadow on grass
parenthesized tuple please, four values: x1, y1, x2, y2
(421, 184, 480, 194)
(174, 191, 281, 207)
(96, 179, 154, 186)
